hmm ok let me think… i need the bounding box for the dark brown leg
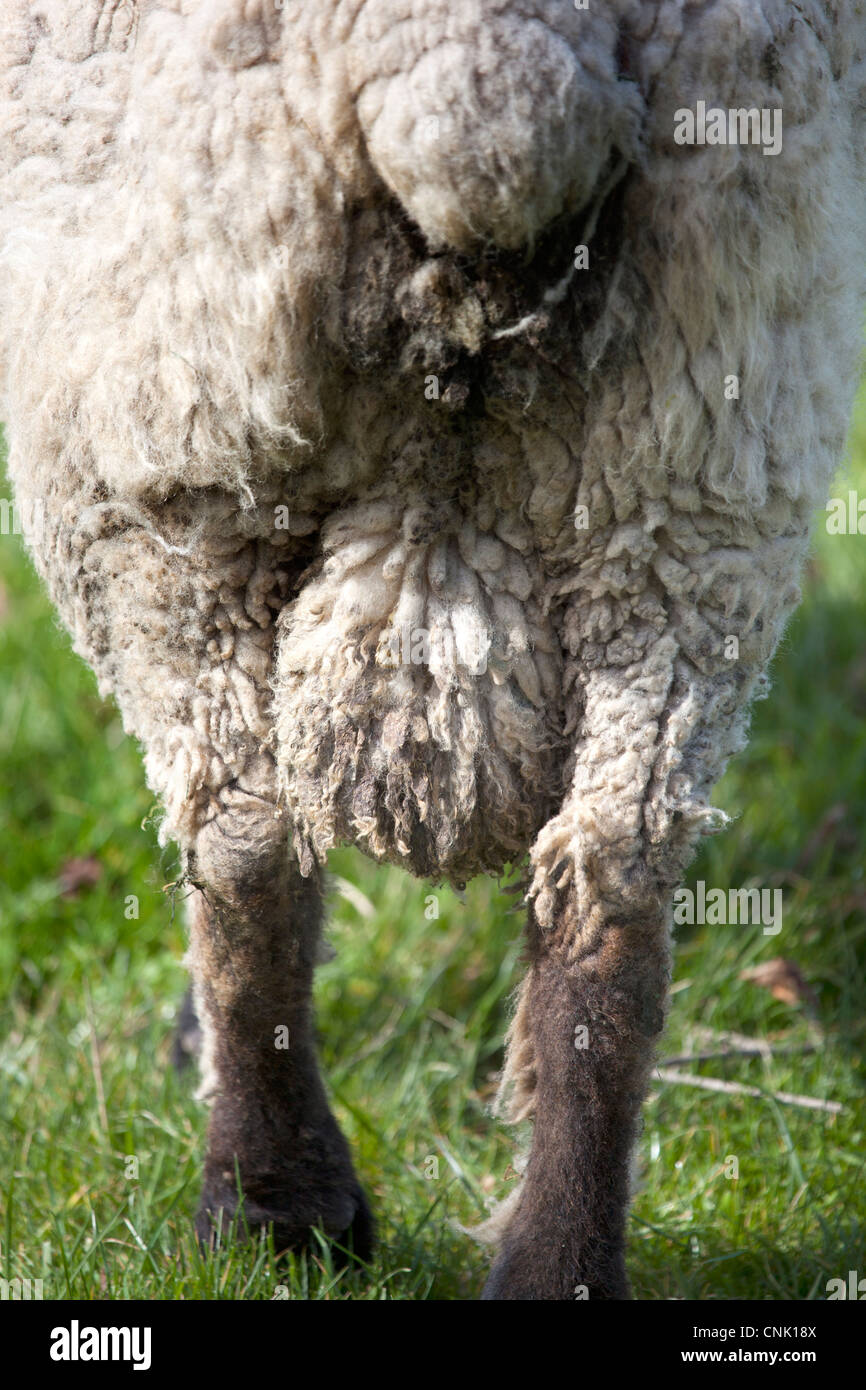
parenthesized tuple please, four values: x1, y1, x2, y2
(186, 795, 372, 1260)
(482, 881, 669, 1300)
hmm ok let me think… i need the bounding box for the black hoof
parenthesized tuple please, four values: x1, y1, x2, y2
(480, 1246, 629, 1300)
(195, 1182, 374, 1267)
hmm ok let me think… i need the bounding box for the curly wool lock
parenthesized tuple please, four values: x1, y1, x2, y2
(2, 0, 865, 1299)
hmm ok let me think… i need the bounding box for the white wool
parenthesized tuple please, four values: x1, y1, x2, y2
(1, 0, 864, 1259)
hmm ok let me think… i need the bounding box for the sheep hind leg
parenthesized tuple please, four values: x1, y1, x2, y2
(185, 797, 372, 1263)
(481, 877, 670, 1300)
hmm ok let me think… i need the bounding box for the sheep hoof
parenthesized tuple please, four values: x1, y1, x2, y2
(480, 1248, 629, 1302)
(194, 1182, 374, 1268)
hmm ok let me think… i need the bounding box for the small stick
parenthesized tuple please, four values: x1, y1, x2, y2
(691, 1024, 823, 1050)
(659, 1044, 817, 1067)
(654, 1067, 842, 1114)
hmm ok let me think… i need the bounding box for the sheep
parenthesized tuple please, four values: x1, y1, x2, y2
(1, 0, 864, 1301)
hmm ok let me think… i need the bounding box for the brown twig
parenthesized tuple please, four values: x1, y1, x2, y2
(659, 1044, 817, 1067)
(654, 1067, 842, 1114)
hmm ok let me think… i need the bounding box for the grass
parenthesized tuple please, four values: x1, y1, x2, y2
(1, 388, 865, 1302)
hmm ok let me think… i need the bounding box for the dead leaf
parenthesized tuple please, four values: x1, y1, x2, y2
(740, 957, 819, 1014)
(58, 856, 103, 897)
